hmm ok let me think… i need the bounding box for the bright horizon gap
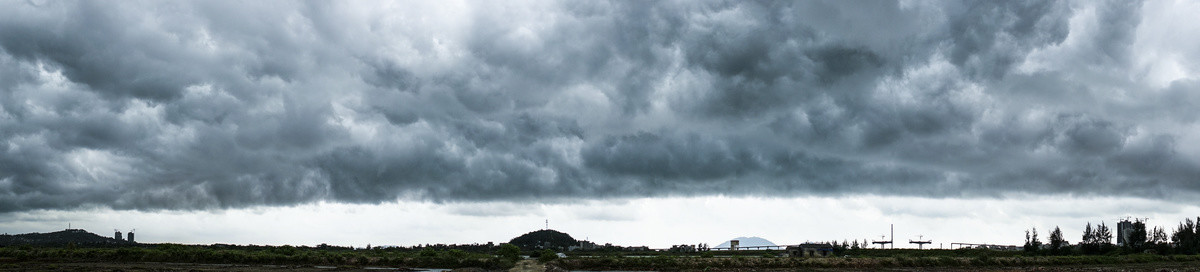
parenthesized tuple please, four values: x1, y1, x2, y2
(4, 196, 1198, 249)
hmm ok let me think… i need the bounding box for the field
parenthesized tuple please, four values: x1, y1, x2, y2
(5, 246, 1200, 271)
(5, 259, 1200, 272)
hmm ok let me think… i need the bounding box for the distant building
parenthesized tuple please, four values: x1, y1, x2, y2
(668, 244, 698, 253)
(127, 231, 135, 243)
(114, 230, 123, 241)
(569, 240, 598, 251)
(786, 243, 834, 257)
(729, 239, 739, 250)
(1117, 220, 1134, 246)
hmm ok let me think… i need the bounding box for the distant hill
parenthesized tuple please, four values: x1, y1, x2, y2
(509, 229, 577, 250)
(0, 229, 133, 246)
(716, 236, 777, 248)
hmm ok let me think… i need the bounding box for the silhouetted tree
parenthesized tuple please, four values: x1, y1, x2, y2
(1095, 222, 1113, 253)
(1081, 222, 1096, 254)
(1024, 227, 1041, 253)
(1150, 226, 1170, 254)
(1127, 219, 1148, 252)
(1081, 221, 1114, 254)
(1048, 226, 1065, 255)
(1172, 218, 1198, 254)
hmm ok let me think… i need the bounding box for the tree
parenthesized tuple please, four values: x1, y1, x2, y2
(1024, 227, 1041, 253)
(1095, 222, 1113, 253)
(1128, 220, 1148, 252)
(1172, 218, 1198, 254)
(1150, 226, 1170, 254)
(1082, 222, 1096, 254)
(498, 244, 521, 262)
(1048, 226, 1065, 255)
(537, 249, 558, 262)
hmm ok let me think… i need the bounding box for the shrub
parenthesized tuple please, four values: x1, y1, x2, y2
(497, 244, 520, 262)
(538, 249, 558, 262)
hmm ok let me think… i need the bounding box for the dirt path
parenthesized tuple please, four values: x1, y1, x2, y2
(507, 260, 544, 272)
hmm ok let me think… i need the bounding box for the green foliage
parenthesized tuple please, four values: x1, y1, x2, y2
(0, 244, 516, 270)
(549, 253, 1200, 271)
(497, 244, 520, 262)
(509, 229, 577, 250)
(537, 249, 558, 263)
(419, 248, 439, 257)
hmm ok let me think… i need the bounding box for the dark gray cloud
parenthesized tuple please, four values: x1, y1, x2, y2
(1, 0, 1197, 213)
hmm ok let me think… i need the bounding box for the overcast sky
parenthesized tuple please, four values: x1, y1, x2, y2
(2, 0, 1199, 248)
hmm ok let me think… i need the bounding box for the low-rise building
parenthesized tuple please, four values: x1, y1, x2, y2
(786, 243, 834, 257)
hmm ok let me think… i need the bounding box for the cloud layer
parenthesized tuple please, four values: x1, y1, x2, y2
(1, 0, 1198, 212)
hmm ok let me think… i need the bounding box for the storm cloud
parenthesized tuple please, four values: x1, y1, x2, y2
(2, 0, 1198, 212)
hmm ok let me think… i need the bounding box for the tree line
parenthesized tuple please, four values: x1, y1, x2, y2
(1024, 217, 1200, 255)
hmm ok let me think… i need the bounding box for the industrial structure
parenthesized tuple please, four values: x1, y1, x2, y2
(114, 229, 122, 241)
(872, 224, 894, 249)
(909, 235, 932, 249)
(127, 229, 135, 243)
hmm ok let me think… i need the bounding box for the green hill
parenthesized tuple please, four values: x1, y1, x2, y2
(509, 229, 577, 250)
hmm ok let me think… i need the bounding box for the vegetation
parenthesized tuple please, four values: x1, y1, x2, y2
(497, 243, 520, 262)
(508, 229, 576, 250)
(552, 253, 1200, 270)
(9, 216, 1200, 270)
(1172, 218, 1200, 254)
(0, 243, 516, 270)
(1023, 227, 1040, 253)
(1025, 217, 1200, 256)
(537, 249, 558, 262)
(1080, 221, 1114, 254)
(1048, 226, 1065, 255)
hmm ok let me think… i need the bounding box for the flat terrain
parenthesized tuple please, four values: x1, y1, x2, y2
(4, 261, 1200, 272)
(0, 262, 424, 272)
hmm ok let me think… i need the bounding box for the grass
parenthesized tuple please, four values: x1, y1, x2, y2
(551, 253, 1200, 270)
(6, 244, 1200, 271)
(0, 245, 515, 270)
